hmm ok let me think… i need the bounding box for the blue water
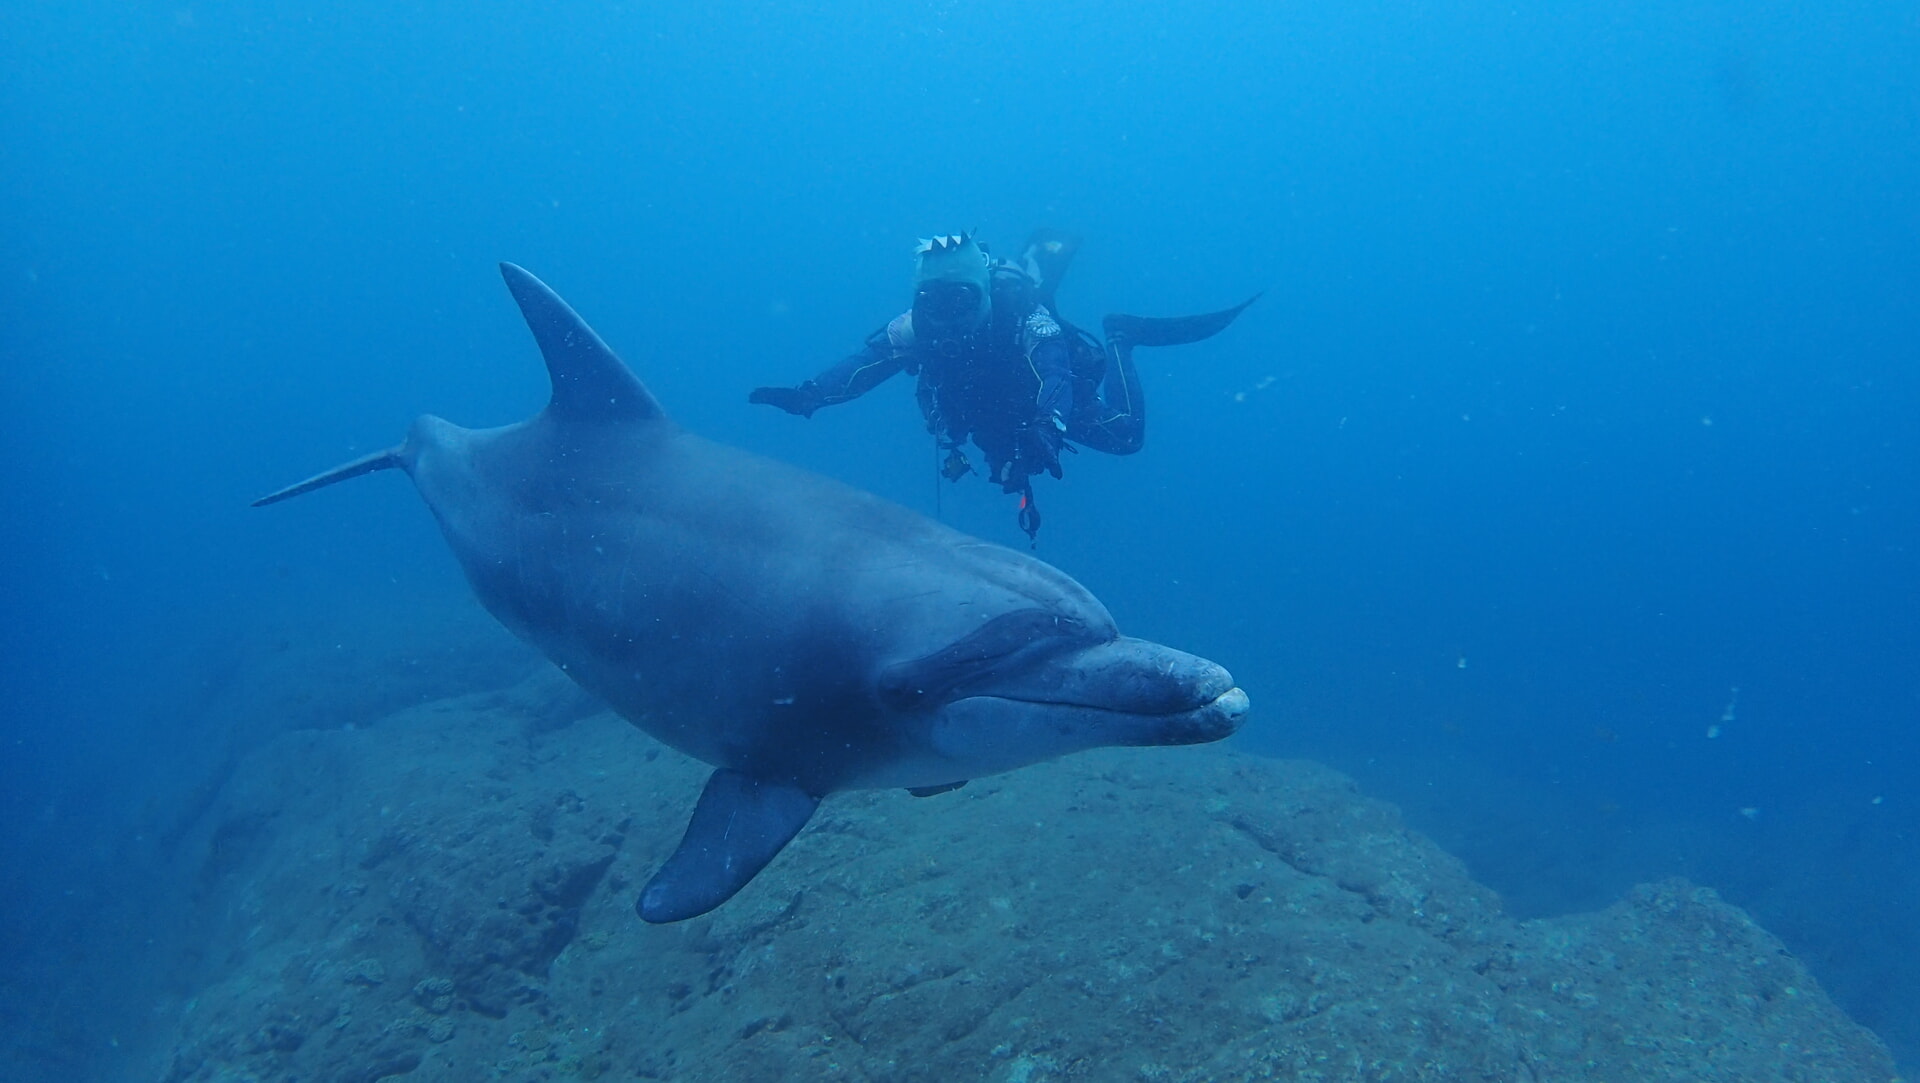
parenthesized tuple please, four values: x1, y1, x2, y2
(4, 0, 1916, 1075)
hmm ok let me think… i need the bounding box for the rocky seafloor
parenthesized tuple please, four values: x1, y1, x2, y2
(149, 668, 1898, 1083)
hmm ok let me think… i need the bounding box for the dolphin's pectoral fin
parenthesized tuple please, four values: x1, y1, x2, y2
(637, 770, 819, 924)
(906, 781, 969, 798)
(1103, 294, 1260, 349)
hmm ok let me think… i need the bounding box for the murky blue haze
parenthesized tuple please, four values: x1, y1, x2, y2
(3, 0, 1915, 1076)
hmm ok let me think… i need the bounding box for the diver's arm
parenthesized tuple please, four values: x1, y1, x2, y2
(1029, 338, 1074, 422)
(1015, 309, 1074, 477)
(814, 327, 908, 404)
(749, 324, 904, 418)
(1023, 307, 1075, 428)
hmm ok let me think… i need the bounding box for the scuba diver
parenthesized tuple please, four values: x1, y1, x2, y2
(749, 229, 1256, 542)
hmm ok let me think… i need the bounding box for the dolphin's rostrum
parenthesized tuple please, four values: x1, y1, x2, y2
(255, 264, 1250, 922)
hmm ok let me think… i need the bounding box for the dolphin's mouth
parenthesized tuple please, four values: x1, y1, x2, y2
(977, 634, 1239, 717)
(980, 684, 1249, 745)
(896, 625, 1249, 763)
(1166, 685, 1250, 743)
(993, 682, 1246, 721)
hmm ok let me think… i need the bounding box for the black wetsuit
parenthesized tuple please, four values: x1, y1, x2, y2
(795, 264, 1145, 491)
(750, 231, 1254, 539)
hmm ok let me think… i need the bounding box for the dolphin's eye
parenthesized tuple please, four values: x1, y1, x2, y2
(877, 609, 1099, 711)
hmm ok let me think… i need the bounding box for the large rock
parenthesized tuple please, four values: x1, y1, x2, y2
(153, 673, 1897, 1083)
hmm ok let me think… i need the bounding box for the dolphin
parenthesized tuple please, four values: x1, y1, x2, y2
(255, 264, 1250, 923)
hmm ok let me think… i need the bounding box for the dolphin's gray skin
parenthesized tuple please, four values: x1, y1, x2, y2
(255, 264, 1249, 922)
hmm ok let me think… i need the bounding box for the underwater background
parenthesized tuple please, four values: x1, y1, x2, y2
(2, 0, 1915, 1077)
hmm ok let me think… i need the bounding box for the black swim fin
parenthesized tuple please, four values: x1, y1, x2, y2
(637, 769, 819, 923)
(1019, 228, 1082, 312)
(1103, 293, 1261, 348)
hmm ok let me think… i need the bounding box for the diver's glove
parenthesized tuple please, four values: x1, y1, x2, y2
(1016, 412, 1071, 480)
(748, 381, 824, 418)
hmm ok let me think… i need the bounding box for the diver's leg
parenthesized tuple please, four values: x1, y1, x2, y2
(1018, 229, 1082, 311)
(1069, 294, 1259, 452)
(1101, 294, 1260, 348)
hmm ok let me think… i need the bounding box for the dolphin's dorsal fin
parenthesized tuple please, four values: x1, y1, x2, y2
(499, 262, 665, 423)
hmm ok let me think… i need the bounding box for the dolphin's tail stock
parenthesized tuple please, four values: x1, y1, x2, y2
(254, 263, 662, 511)
(251, 446, 406, 507)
